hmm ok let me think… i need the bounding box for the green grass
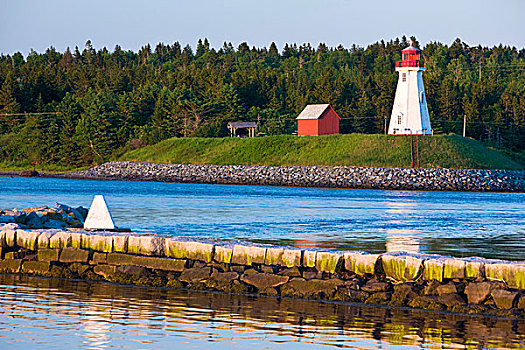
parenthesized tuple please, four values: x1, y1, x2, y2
(121, 134, 525, 170)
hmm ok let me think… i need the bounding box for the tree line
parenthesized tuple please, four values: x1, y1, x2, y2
(0, 36, 524, 167)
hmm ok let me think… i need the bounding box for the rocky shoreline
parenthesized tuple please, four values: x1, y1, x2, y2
(48, 161, 525, 192)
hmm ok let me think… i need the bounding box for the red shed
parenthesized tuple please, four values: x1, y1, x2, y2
(296, 104, 340, 136)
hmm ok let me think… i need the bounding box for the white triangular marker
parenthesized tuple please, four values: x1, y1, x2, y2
(84, 195, 116, 230)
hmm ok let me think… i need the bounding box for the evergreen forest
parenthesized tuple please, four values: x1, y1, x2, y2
(0, 36, 524, 167)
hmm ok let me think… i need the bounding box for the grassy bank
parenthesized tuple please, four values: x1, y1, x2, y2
(0, 162, 87, 173)
(121, 134, 524, 170)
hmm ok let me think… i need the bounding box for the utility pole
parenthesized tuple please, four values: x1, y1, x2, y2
(463, 115, 467, 137)
(415, 134, 419, 168)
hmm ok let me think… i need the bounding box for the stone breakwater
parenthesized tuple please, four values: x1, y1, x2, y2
(63, 161, 525, 192)
(0, 204, 88, 229)
(1, 225, 525, 317)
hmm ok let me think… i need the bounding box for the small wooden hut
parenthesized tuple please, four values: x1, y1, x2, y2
(296, 104, 340, 136)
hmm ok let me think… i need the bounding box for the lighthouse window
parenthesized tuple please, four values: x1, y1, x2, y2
(397, 115, 402, 124)
(402, 73, 406, 82)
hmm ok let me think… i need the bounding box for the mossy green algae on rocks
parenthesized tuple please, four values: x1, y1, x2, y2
(2, 225, 525, 317)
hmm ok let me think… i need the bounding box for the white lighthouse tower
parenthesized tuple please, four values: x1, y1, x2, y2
(388, 40, 432, 135)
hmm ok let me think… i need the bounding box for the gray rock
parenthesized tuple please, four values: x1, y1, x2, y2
(43, 219, 68, 229)
(0, 215, 15, 223)
(64, 161, 525, 193)
(25, 212, 43, 229)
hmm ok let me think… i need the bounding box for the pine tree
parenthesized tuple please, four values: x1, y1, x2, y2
(0, 72, 21, 133)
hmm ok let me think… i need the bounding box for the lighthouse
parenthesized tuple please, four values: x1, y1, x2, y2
(388, 40, 432, 135)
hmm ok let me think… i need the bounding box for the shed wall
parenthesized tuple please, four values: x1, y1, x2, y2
(298, 119, 319, 136)
(318, 110, 339, 135)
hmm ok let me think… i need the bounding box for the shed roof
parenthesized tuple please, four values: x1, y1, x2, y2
(228, 122, 257, 128)
(296, 104, 331, 120)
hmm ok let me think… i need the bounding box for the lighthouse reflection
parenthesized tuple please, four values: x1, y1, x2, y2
(385, 199, 421, 253)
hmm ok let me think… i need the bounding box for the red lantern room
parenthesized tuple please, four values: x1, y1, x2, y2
(396, 40, 422, 68)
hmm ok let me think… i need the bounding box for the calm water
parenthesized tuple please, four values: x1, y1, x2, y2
(0, 176, 524, 260)
(1, 274, 524, 350)
(1, 176, 525, 349)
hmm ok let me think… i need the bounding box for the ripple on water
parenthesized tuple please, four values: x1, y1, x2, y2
(0, 275, 525, 349)
(0, 177, 524, 260)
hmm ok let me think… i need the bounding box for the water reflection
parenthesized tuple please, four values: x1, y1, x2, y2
(0, 275, 524, 349)
(385, 199, 421, 253)
(385, 230, 420, 253)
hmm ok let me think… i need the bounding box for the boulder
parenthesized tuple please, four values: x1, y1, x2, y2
(464, 281, 497, 304)
(333, 287, 368, 302)
(361, 280, 390, 293)
(435, 283, 459, 296)
(437, 293, 466, 307)
(423, 259, 444, 282)
(25, 212, 43, 229)
(112, 235, 128, 253)
(278, 267, 302, 277)
(117, 265, 148, 278)
(59, 247, 90, 263)
(464, 258, 484, 279)
(485, 262, 525, 290)
(390, 283, 417, 306)
(128, 235, 165, 256)
(4, 229, 16, 247)
(302, 250, 317, 268)
(81, 233, 113, 253)
(165, 239, 214, 262)
(93, 265, 117, 279)
(240, 272, 289, 290)
(16, 229, 41, 250)
(19, 170, 39, 177)
(491, 289, 519, 309)
(381, 253, 424, 282)
(205, 271, 240, 291)
(264, 247, 284, 266)
(281, 248, 302, 268)
(214, 246, 233, 264)
(365, 292, 391, 304)
(38, 248, 61, 262)
(179, 267, 211, 284)
(231, 245, 266, 265)
(518, 294, 525, 309)
(0, 259, 22, 273)
(344, 252, 379, 276)
(21, 261, 50, 275)
(131, 256, 185, 272)
(280, 278, 343, 299)
(0, 215, 15, 223)
(37, 231, 56, 249)
(210, 270, 238, 283)
(315, 251, 343, 274)
(43, 219, 68, 229)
